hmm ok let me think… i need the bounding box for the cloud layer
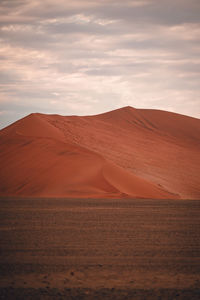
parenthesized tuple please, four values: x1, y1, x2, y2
(0, 0, 200, 128)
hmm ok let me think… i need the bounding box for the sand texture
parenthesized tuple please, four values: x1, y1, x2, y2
(0, 106, 200, 199)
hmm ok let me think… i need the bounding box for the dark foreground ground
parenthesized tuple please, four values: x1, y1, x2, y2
(0, 198, 200, 299)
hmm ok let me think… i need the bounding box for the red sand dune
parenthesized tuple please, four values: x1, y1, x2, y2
(0, 106, 200, 199)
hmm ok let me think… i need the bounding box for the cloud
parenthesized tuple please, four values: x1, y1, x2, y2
(0, 0, 200, 129)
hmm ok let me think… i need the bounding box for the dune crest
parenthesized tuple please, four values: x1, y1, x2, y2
(0, 106, 199, 199)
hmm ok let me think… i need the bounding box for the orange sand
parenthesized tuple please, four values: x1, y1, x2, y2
(0, 106, 199, 199)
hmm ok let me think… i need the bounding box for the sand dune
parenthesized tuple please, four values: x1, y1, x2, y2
(0, 106, 199, 199)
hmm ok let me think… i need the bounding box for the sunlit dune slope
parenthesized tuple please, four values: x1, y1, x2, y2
(0, 106, 199, 199)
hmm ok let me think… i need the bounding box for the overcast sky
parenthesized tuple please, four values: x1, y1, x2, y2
(0, 0, 200, 128)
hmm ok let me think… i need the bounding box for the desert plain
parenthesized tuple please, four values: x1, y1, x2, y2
(0, 197, 200, 299)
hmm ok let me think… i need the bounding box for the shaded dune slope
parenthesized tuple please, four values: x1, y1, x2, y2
(0, 107, 199, 199)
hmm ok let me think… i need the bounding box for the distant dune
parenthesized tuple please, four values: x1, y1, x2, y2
(0, 106, 200, 199)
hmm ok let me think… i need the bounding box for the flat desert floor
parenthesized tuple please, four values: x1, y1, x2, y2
(0, 198, 200, 299)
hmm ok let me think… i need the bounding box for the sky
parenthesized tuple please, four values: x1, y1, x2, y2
(0, 0, 200, 129)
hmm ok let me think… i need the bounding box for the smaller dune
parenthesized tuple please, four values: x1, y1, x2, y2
(0, 128, 174, 198)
